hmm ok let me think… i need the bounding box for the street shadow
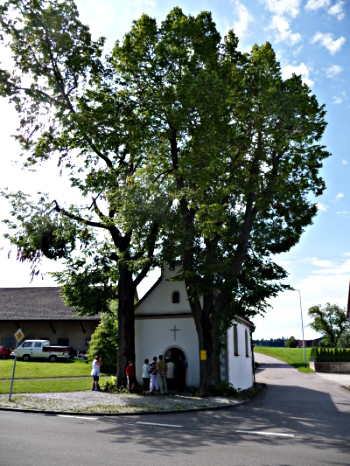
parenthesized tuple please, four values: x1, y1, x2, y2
(255, 362, 295, 372)
(93, 380, 350, 460)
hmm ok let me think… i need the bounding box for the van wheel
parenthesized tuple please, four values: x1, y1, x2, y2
(49, 355, 57, 363)
(22, 354, 30, 362)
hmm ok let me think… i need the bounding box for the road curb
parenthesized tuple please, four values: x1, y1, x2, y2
(0, 396, 254, 417)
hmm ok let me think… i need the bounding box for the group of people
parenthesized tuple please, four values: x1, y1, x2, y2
(141, 354, 187, 395)
(91, 353, 188, 395)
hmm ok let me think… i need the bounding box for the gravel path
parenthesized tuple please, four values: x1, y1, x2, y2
(0, 390, 245, 414)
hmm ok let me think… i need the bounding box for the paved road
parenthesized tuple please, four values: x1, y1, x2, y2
(1, 354, 349, 465)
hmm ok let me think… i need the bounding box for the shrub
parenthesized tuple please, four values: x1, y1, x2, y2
(310, 347, 350, 362)
(87, 313, 118, 374)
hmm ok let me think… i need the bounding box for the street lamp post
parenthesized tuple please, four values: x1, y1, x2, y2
(294, 289, 306, 368)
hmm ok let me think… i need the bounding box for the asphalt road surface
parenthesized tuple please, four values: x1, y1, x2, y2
(1, 354, 349, 466)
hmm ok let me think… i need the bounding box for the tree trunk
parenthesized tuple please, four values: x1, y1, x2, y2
(187, 288, 221, 394)
(116, 264, 135, 386)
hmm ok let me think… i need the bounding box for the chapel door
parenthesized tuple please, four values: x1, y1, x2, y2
(164, 347, 185, 362)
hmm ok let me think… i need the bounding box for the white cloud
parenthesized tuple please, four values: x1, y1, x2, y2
(269, 15, 302, 45)
(342, 160, 347, 165)
(317, 203, 328, 211)
(261, 0, 301, 18)
(231, 0, 254, 38)
(332, 96, 343, 104)
(293, 46, 303, 57)
(335, 192, 344, 201)
(328, 1, 346, 21)
(325, 64, 342, 78)
(310, 257, 334, 268)
(305, 0, 331, 11)
(282, 63, 314, 86)
(311, 32, 345, 54)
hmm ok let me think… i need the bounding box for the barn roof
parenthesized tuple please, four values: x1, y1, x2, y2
(0, 287, 100, 321)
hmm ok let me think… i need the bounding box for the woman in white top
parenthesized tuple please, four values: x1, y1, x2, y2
(91, 355, 102, 391)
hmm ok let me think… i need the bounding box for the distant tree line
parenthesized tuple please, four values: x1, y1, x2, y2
(253, 337, 288, 347)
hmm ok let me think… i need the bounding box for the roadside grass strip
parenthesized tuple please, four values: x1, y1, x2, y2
(0, 359, 110, 379)
(0, 377, 109, 394)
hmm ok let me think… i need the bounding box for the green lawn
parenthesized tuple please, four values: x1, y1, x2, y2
(0, 359, 112, 394)
(0, 377, 110, 394)
(254, 346, 314, 373)
(0, 359, 110, 379)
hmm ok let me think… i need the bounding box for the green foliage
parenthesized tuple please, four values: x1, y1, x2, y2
(208, 380, 241, 397)
(308, 303, 350, 348)
(87, 312, 118, 374)
(0, 1, 330, 390)
(254, 337, 287, 347)
(285, 336, 298, 348)
(310, 347, 350, 362)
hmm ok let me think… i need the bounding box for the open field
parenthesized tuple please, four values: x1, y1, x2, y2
(0, 359, 111, 394)
(0, 377, 109, 394)
(254, 346, 313, 373)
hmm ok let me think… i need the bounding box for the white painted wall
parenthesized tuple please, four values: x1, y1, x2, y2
(135, 317, 200, 386)
(136, 265, 190, 315)
(227, 324, 254, 390)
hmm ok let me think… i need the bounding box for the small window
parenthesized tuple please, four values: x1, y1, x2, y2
(234, 326, 239, 356)
(85, 337, 91, 347)
(58, 338, 69, 346)
(34, 342, 42, 348)
(2, 338, 14, 346)
(172, 291, 180, 303)
(22, 341, 33, 348)
(245, 330, 250, 357)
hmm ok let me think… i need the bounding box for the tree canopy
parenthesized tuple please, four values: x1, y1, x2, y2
(308, 303, 350, 348)
(0, 1, 330, 391)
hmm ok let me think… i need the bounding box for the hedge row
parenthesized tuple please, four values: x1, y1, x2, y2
(310, 347, 350, 362)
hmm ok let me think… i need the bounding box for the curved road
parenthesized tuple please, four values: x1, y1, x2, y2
(1, 354, 349, 465)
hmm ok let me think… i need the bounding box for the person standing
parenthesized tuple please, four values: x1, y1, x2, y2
(166, 358, 176, 390)
(126, 360, 136, 393)
(156, 354, 168, 395)
(91, 355, 102, 391)
(142, 358, 151, 394)
(149, 356, 159, 393)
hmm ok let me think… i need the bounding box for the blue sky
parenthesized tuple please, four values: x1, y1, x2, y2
(0, 0, 349, 341)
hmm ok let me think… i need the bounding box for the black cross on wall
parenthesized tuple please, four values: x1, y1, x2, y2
(170, 324, 180, 341)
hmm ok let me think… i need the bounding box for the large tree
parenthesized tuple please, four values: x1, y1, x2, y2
(0, 0, 166, 385)
(1, 2, 330, 393)
(113, 8, 330, 391)
(308, 303, 350, 348)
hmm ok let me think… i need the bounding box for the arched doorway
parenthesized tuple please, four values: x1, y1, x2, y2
(164, 347, 187, 391)
(164, 347, 185, 363)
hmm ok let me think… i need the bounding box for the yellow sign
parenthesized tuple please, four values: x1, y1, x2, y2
(200, 350, 207, 361)
(14, 329, 24, 342)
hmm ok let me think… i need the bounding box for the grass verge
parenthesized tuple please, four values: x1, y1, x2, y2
(0, 377, 109, 394)
(0, 359, 110, 379)
(254, 346, 314, 373)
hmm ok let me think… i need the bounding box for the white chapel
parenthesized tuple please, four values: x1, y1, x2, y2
(135, 264, 255, 389)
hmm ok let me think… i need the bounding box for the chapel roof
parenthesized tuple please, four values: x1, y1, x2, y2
(0, 287, 100, 321)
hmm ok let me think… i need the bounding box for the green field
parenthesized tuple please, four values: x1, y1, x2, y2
(0, 359, 111, 394)
(254, 346, 313, 373)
